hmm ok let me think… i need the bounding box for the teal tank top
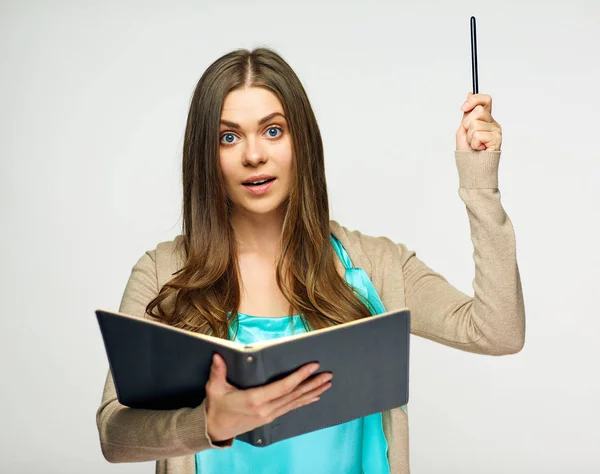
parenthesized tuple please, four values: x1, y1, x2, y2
(195, 234, 401, 473)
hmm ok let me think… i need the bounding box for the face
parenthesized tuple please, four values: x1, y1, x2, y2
(219, 86, 293, 219)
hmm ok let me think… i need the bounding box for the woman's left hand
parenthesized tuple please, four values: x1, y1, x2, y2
(456, 93, 502, 152)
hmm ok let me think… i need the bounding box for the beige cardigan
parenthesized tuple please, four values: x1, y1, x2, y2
(96, 150, 525, 473)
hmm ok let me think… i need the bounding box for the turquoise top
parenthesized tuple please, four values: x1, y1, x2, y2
(195, 234, 398, 473)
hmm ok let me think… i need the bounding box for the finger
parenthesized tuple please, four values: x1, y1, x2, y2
(461, 93, 492, 114)
(246, 376, 331, 424)
(207, 353, 232, 390)
(268, 382, 329, 421)
(210, 353, 225, 377)
(461, 93, 492, 113)
(468, 130, 501, 151)
(461, 105, 494, 130)
(466, 119, 497, 144)
(245, 363, 320, 407)
(266, 372, 333, 414)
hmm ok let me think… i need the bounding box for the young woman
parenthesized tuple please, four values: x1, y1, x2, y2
(96, 47, 525, 474)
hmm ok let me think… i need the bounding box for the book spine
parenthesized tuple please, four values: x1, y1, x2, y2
(239, 349, 272, 447)
(235, 348, 265, 389)
(242, 350, 266, 387)
(243, 424, 270, 447)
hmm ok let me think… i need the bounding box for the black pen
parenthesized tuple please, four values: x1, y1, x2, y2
(470, 16, 479, 94)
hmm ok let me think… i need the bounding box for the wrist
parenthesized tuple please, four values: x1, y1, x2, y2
(207, 426, 233, 447)
(206, 411, 231, 445)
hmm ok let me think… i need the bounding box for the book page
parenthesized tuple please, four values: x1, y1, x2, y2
(245, 308, 409, 350)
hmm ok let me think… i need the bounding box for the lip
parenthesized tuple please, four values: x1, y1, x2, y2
(242, 177, 276, 195)
(242, 174, 275, 184)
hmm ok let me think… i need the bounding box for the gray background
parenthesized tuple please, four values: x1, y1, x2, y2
(1, 0, 599, 472)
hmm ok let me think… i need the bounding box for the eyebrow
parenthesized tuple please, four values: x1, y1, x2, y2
(219, 112, 286, 129)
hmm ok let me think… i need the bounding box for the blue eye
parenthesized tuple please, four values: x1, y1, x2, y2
(266, 127, 282, 138)
(220, 133, 238, 145)
(220, 127, 281, 145)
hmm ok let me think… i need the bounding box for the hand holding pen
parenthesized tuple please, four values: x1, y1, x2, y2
(456, 16, 503, 152)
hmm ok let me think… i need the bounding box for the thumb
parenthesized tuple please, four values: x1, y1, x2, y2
(455, 119, 469, 151)
(210, 353, 229, 385)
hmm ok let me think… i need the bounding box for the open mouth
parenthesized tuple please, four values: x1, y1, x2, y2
(243, 177, 276, 187)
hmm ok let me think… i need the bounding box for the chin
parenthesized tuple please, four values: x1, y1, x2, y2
(234, 197, 288, 217)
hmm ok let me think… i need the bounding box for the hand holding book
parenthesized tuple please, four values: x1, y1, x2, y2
(206, 353, 333, 443)
(96, 307, 409, 447)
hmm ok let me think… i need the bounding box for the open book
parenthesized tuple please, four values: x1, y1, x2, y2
(96, 307, 410, 447)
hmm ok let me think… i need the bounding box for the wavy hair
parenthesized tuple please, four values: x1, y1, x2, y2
(145, 47, 372, 338)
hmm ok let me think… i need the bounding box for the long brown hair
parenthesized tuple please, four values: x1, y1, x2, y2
(146, 47, 372, 338)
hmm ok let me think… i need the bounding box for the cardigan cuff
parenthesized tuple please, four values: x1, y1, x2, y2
(176, 400, 234, 451)
(454, 150, 501, 189)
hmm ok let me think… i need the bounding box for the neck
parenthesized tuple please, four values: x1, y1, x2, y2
(229, 207, 286, 255)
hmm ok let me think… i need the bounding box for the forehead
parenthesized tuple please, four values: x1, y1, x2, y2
(221, 87, 284, 122)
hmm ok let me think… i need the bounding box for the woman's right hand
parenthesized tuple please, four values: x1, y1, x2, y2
(205, 353, 333, 443)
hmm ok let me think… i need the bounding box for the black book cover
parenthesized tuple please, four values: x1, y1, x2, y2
(96, 307, 410, 447)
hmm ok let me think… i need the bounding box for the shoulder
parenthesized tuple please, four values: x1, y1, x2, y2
(136, 235, 186, 289)
(329, 220, 414, 273)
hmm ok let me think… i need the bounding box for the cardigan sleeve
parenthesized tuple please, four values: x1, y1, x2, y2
(399, 150, 525, 355)
(95, 251, 233, 463)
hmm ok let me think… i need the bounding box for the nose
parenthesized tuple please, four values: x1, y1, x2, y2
(242, 136, 267, 167)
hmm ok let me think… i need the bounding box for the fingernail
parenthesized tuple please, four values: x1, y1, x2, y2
(461, 102, 468, 111)
(309, 363, 319, 374)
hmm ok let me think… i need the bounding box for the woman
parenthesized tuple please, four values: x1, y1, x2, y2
(96, 47, 525, 473)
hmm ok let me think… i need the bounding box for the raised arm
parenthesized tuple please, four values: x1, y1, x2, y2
(402, 93, 525, 354)
(402, 149, 525, 355)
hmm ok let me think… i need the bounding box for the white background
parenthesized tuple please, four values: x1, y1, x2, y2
(1, 0, 599, 472)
